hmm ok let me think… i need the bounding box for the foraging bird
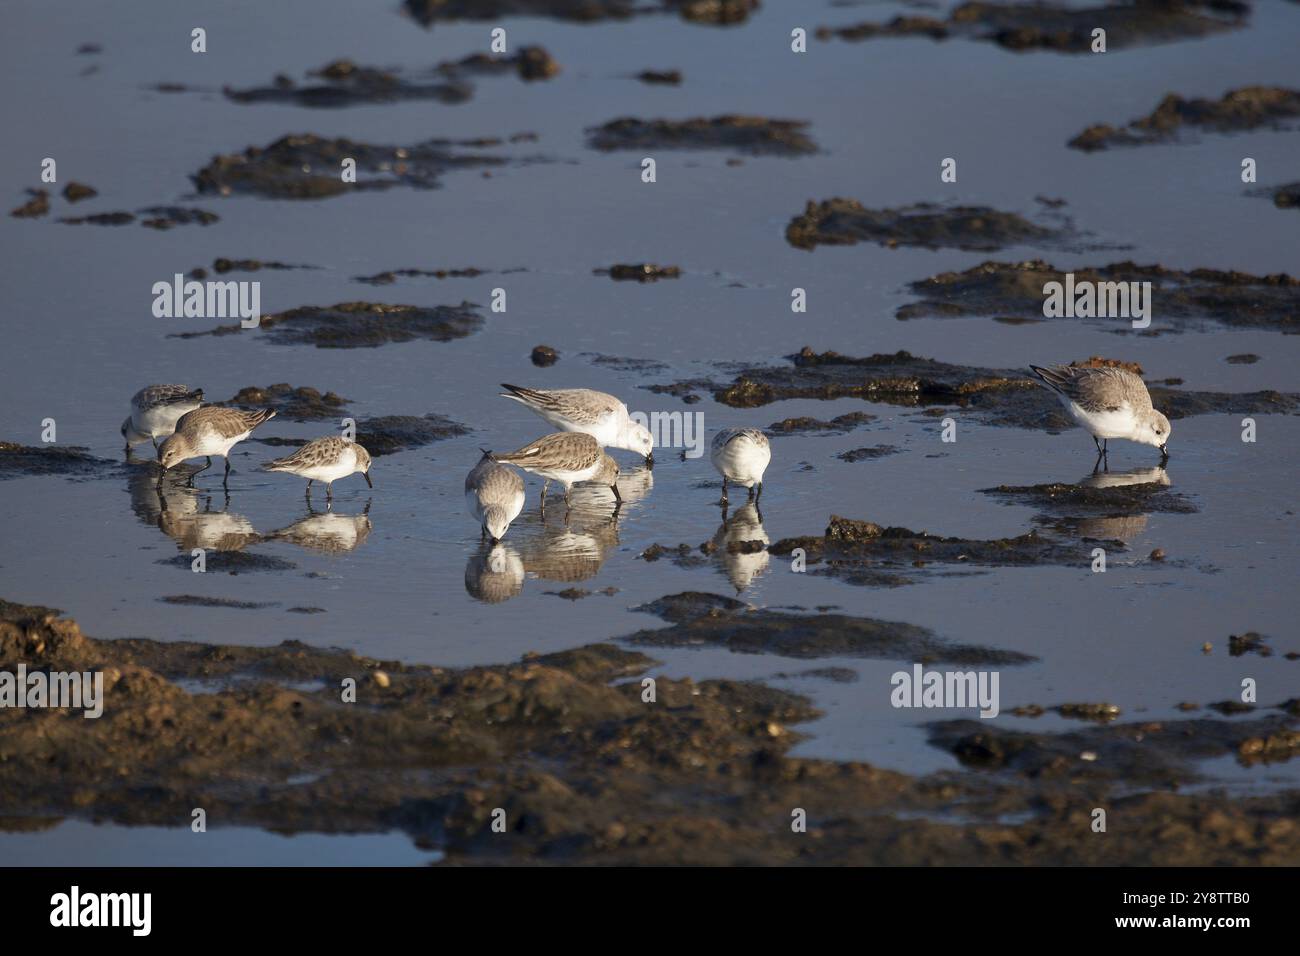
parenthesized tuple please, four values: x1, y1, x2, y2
(578, 453, 622, 503)
(158, 406, 276, 486)
(492, 432, 609, 510)
(711, 427, 771, 504)
(122, 384, 204, 452)
(1030, 364, 1171, 462)
(498, 384, 654, 464)
(264, 436, 373, 501)
(465, 450, 526, 542)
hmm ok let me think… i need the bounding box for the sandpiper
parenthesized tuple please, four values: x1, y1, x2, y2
(264, 436, 372, 501)
(492, 432, 604, 509)
(158, 406, 276, 486)
(1030, 364, 1171, 463)
(465, 450, 526, 542)
(711, 427, 771, 504)
(499, 384, 654, 464)
(122, 384, 204, 452)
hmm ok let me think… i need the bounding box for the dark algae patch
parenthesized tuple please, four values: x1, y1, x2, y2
(1070, 86, 1300, 151)
(598, 264, 681, 281)
(900, 259, 1300, 332)
(6, 601, 1293, 864)
(817, 1, 1246, 52)
(786, 200, 1063, 252)
(587, 116, 816, 156)
(980, 479, 1198, 515)
(837, 446, 900, 462)
(354, 414, 470, 456)
(159, 595, 277, 610)
(404, 0, 757, 28)
(175, 301, 484, 348)
(1268, 182, 1300, 210)
(625, 592, 1036, 664)
(0, 443, 121, 481)
(222, 50, 558, 108)
(768, 515, 1104, 587)
(669, 347, 1300, 427)
(193, 134, 521, 199)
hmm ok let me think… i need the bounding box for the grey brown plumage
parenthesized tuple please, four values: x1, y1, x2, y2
(493, 432, 603, 473)
(1029, 364, 1152, 414)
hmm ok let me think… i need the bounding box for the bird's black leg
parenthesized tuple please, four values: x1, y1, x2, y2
(222, 457, 231, 488)
(326, 482, 333, 502)
(720, 477, 729, 506)
(754, 482, 763, 503)
(305, 480, 312, 500)
(193, 456, 212, 477)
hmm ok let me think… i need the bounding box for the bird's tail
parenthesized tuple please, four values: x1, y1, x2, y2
(1028, 364, 1070, 395)
(246, 408, 277, 428)
(499, 383, 550, 409)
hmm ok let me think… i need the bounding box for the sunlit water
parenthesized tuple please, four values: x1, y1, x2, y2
(2, 0, 1297, 863)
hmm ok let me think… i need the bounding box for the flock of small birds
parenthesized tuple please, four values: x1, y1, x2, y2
(123, 362, 1171, 542)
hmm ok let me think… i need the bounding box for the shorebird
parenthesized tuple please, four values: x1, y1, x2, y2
(157, 406, 276, 487)
(122, 384, 204, 452)
(264, 436, 372, 501)
(498, 384, 654, 464)
(465, 450, 526, 542)
(492, 432, 613, 511)
(711, 427, 771, 504)
(1030, 364, 1171, 464)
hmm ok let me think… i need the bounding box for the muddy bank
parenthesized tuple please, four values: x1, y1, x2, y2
(659, 348, 1300, 429)
(192, 134, 528, 199)
(932, 712, 1299, 787)
(190, 258, 317, 279)
(404, 0, 756, 28)
(767, 514, 1111, 587)
(587, 116, 816, 156)
(3, 600, 1295, 865)
(625, 592, 1036, 663)
(222, 49, 558, 108)
(1070, 86, 1300, 151)
(174, 301, 484, 348)
(786, 200, 1075, 252)
(354, 266, 520, 286)
(817, 1, 1245, 52)
(0, 443, 122, 481)
(767, 412, 876, 436)
(898, 258, 1291, 331)
(221, 385, 351, 421)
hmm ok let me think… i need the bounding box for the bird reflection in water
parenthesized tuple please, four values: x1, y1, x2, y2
(712, 501, 770, 594)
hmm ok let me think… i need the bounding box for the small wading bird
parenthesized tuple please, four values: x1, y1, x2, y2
(498, 384, 654, 465)
(157, 406, 276, 487)
(1030, 364, 1171, 466)
(465, 450, 526, 542)
(263, 436, 373, 501)
(711, 427, 771, 504)
(122, 384, 204, 453)
(492, 432, 621, 512)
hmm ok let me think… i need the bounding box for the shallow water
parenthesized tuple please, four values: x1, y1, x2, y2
(2, 0, 1298, 863)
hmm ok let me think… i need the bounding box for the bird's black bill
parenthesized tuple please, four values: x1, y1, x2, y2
(363, 472, 373, 488)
